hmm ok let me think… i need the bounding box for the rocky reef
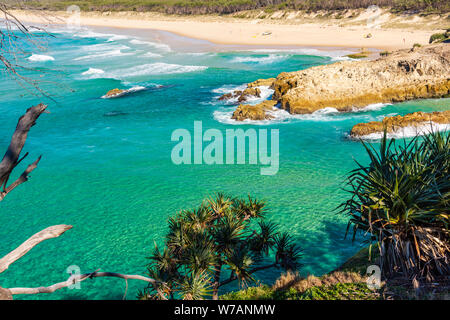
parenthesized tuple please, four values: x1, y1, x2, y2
(231, 100, 278, 121)
(218, 78, 276, 103)
(350, 110, 450, 138)
(102, 88, 127, 99)
(272, 44, 450, 114)
(228, 44, 450, 121)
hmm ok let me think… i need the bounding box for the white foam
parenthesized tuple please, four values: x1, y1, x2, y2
(80, 43, 130, 52)
(81, 68, 105, 76)
(212, 84, 274, 105)
(142, 52, 163, 58)
(127, 85, 147, 93)
(110, 63, 207, 78)
(100, 85, 147, 99)
(107, 35, 129, 42)
(212, 84, 247, 95)
(213, 105, 352, 125)
(129, 39, 171, 52)
(354, 122, 450, 140)
(74, 49, 133, 61)
(238, 48, 353, 60)
(353, 103, 390, 112)
(74, 30, 114, 39)
(27, 54, 54, 62)
(231, 54, 288, 64)
(183, 52, 213, 56)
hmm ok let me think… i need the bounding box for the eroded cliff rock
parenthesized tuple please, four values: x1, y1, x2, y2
(229, 44, 450, 121)
(350, 110, 450, 137)
(271, 44, 450, 114)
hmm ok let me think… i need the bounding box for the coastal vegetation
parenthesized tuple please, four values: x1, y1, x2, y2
(429, 28, 450, 43)
(139, 194, 302, 300)
(345, 48, 370, 59)
(222, 131, 450, 300)
(221, 270, 378, 300)
(340, 131, 449, 282)
(12, 0, 450, 14)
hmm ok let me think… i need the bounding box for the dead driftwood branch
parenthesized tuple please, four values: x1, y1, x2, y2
(7, 272, 159, 297)
(0, 103, 47, 201)
(0, 224, 72, 274)
(0, 224, 160, 300)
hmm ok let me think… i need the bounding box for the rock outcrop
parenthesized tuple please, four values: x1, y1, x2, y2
(350, 110, 450, 137)
(231, 100, 278, 121)
(218, 78, 275, 103)
(229, 44, 450, 121)
(247, 78, 276, 88)
(102, 88, 126, 99)
(271, 44, 450, 114)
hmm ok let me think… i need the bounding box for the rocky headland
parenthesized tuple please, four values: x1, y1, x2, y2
(350, 110, 450, 138)
(223, 44, 450, 121)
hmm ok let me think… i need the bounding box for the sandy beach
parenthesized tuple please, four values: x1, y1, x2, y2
(11, 10, 444, 50)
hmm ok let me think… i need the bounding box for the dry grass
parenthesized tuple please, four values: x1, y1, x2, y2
(273, 270, 367, 293)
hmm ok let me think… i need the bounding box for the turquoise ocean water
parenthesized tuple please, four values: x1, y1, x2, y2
(0, 26, 449, 299)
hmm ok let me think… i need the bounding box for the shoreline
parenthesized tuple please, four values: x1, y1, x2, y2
(10, 10, 442, 50)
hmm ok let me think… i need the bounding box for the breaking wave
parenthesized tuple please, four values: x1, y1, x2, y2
(352, 122, 450, 140)
(27, 54, 55, 62)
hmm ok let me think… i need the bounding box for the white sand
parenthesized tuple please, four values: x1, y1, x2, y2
(11, 10, 441, 50)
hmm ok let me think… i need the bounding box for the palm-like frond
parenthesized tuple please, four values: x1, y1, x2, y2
(179, 271, 212, 300)
(224, 244, 255, 286)
(249, 221, 278, 258)
(274, 233, 303, 271)
(340, 131, 450, 280)
(183, 238, 217, 274)
(212, 212, 246, 254)
(207, 192, 233, 218)
(146, 194, 303, 299)
(233, 195, 267, 220)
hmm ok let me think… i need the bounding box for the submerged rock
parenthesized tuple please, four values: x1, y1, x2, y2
(102, 88, 127, 99)
(269, 43, 450, 114)
(231, 100, 278, 121)
(350, 110, 450, 138)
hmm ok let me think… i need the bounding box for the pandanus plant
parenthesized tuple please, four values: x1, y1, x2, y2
(340, 131, 449, 282)
(140, 193, 302, 300)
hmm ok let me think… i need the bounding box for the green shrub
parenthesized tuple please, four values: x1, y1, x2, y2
(340, 132, 450, 281)
(429, 32, 447, 43)
(300, 283, 378, 300)
(140, 193, 302, 300)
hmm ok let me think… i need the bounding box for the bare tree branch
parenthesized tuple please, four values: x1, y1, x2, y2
(0, 224, 72, 274)
(0, 287, 13, 300)
(6, 272, 159, 298)
(0, 155, 41, 201)
(0, 103, 47, 201)
(1, 2, 66, 98)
